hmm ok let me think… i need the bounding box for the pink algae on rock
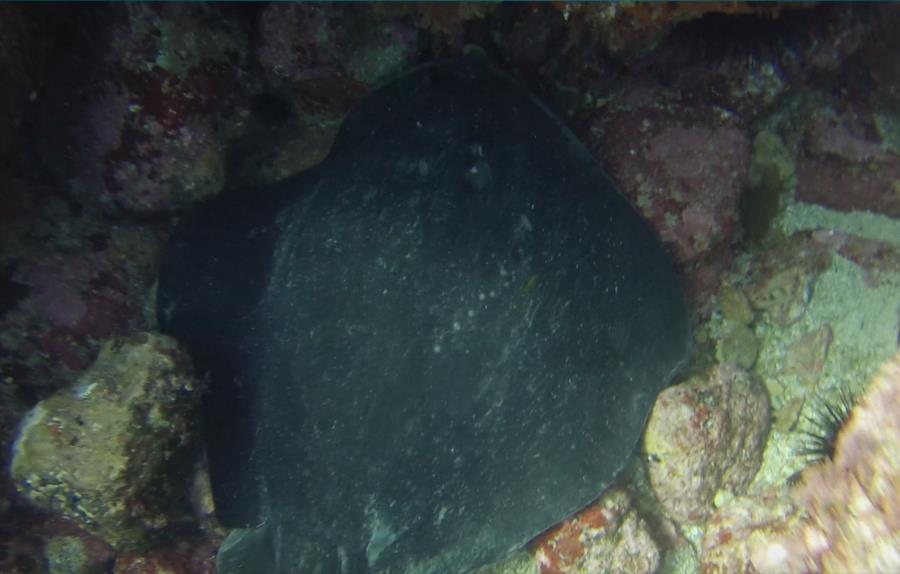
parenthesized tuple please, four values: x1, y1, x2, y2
(700, 489, 798, 574)
(812, 230, 900, 288)
(643, 364, 770, 524)
(699, 351, 900, 573)
(751, 350, 900, 574)
(796, 107, 900, 218)
(257, 4, 419, 117)
(589, 92, 751, 313)
(605, 112, 749, 268)
(61, 4, 246, 215)
(529, 486, 660, 574)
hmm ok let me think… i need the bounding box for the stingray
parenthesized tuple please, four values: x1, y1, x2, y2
(158, 56, 690, 574)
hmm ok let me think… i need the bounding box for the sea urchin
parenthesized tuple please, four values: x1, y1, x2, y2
(797, 388, 857, 463)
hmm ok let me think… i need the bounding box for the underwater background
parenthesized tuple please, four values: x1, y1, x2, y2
(1, 3, 899, 574)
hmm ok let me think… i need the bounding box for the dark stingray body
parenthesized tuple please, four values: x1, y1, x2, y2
(158, 57, 690, 574)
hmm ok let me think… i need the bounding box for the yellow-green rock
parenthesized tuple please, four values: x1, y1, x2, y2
(717, 286, 754, 326)
(716, 323, 759, 370)
(10, 333, 201, 550)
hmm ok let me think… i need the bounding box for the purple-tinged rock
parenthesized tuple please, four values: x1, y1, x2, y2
(699, 489, 797, 574)
(257, 4, 419, 120)
(1, 221, 160, 390)
(59, 4, 247, 214)
(643, 365, 771, 524)
(751, 351, 900, 573)
(796, 107, 900, 218)
(588, 87, 751, 313)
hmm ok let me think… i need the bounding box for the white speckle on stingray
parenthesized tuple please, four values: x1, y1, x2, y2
(365, 501, 407, 567)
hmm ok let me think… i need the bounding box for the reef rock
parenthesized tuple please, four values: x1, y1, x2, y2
(530, 487, 660, 574)
(643, 364, 771, 524)
(699, 489, 797, 574)
(10, 333, 202, 550)
(751, 350, 900, 574)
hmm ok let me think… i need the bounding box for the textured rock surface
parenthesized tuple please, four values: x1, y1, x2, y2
(112, 535, 220, 574)
(561, 3, 788, 60)
(751, 351, 900, 574)
(745, 220, 900, 486)
(796, 107, 900, 218)
(745, 235, 832, 327)
(0, 511, 115, 574)
(716, 286, 755, 327)
(747, 265, 815, 327)
(716, 323, 759, 370)
(45, 4, 246, 215)
(782, 324, 833, 389)
(588, 89, 752, 311)
(810, 230, 900, 288)
(699, 489, 797, 574)
(530, 487, 660, 574)
(698, 352, 900, 574)
(258, 4, 419, 98)
(10, 334, 201, 550)
(44, 535, 109, 574)
(2, 222, 160, 384)
(644, 365, 771, 523)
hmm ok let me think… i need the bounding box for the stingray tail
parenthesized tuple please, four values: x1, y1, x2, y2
(216, 522, 279, 574)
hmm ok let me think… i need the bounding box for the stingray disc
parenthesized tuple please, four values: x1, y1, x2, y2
(159, 57, 690, 574)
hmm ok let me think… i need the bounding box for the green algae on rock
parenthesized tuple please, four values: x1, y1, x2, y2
(10, 333, 202, 551)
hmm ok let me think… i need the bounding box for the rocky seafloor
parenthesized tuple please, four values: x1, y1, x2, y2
(1, 3, 898, 574)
